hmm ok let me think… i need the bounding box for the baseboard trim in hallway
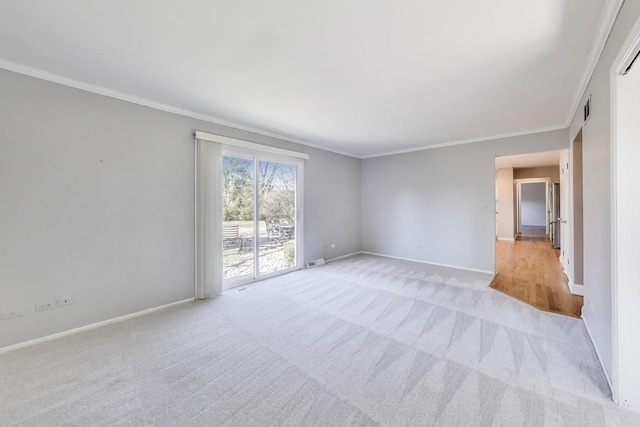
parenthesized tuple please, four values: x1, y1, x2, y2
(570, 282, 585, 296)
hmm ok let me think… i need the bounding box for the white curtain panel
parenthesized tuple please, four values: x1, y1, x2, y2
(195, 138, 223, 298)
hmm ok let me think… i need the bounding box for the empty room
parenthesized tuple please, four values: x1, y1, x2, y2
(1, 1, 640, 426)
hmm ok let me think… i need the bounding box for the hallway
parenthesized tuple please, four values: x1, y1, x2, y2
(491, 229, 583, 317)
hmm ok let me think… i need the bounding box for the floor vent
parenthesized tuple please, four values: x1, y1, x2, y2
(306, 258, 325, 268)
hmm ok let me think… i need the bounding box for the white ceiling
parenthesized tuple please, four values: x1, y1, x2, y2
(495, 150, 561, 169)
(0, 1, 608, 158)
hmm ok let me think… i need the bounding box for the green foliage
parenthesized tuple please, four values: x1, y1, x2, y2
(223, 157, 296, 223)
(223, 158, 253, 221)
(283, 240, 296, 268)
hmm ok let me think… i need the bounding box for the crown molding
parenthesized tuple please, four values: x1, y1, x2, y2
(359, 124, 568, 159)
(0, 3, 622, 160)
(565, 0, 624, 126)
(0, 59, 360, 159)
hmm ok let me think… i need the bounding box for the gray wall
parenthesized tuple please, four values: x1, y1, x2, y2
(520, 183, 546, 226)
(304, 147, 361, 261)
(0, 69, 361, 348)
(514, 166, 560, 183)
(495, 168, 515, 240)
(567, 0, 640, 382)
(361, 129, 568, 273)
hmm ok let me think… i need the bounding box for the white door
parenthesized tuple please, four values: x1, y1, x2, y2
(613, 52, 640, 409)
(559, 149, 570, 270)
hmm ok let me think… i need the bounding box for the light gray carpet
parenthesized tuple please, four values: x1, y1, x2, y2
(1, 254, 639, 426)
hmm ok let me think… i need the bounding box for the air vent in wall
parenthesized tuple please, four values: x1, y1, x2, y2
(584, 95, 591, 123)
(306, 258, 325, 268)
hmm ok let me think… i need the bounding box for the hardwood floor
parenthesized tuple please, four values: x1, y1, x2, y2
(491, 233, 583, 318)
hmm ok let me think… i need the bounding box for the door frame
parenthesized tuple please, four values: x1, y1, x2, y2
(610, 14, 640, 409)
(515, 178, 551, 235)
(222, 147, 304, 288)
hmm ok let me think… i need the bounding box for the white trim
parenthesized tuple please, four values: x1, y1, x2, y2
(562, 262, 575, 295)
(609, 14, 640, 406)
(570, 282, 585, 296)
(220, 147, 305, 289)
(0, 59, 358, 159)
(361, 251, 495, 275)
(515, 178, 551, 235)
(325, 250, 499, 273)
(565, 273, 584, 296)
(325, 251, 363, 263)
(565, 0, 624, 126)
(253, 159, 260, 275)
(6, 32, 630, 162)
(496, 237, 516, 241)
(0, 298, 194, 355)
(566, 273, 574, 294)
(1, 7, 623, 161)
(0, 59, 573, 160)
(612, 29, 640, 75)
(360, 125, 567, 159)
(610, 38, 621, 409)
(194, 138, 198, 299)
(196, 131, 309, 160)
(583, 314, 614, 395)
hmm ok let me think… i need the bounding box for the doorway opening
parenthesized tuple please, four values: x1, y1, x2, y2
(492, 151, 583, 317)
(515, 179, 550, 236)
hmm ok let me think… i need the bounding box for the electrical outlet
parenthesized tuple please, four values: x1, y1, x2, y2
(35, 302, 55, 312)
(1, 310, 23, 320)
(56, 297, 74, 307)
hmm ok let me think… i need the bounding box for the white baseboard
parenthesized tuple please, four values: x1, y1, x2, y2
(325, 251, 363, 263)
(497, 237, 516, 241)
(360, 251, 495, 275)
(570, 282, 585, 296)
(562, 263, 575, 294)
(566, 274, 574, 294)
(582, 315, 614, 396)
(563, 265, 583, 296)
(0, 298, 194, 355)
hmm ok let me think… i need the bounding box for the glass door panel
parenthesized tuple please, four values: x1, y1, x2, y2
(222, 156, 255, 284)
(257, 160, 297, 276)
(222, 151, 300, 288)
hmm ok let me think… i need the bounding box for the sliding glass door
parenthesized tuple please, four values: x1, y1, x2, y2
(222, 155, 255, 283)
(222, 150, 302, 287)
